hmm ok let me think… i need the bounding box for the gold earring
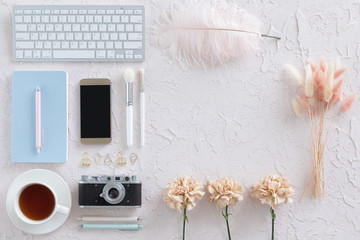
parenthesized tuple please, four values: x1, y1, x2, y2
(81, 152, 91, 166)
(103, 153, 113, 166)
(116, 151, 127, 165)
(93, 153, 102, 165)
(130, 152, 138, 165)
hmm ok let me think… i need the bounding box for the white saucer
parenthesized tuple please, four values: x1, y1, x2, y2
(6, 169, 71, 235)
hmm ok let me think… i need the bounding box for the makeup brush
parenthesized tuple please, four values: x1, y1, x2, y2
(139, 68, 145, 146)
(123, 68, 136, 147)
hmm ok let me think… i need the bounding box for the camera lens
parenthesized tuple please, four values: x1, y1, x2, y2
(108, 188, 119, 199)
(100, 182, 125, 205)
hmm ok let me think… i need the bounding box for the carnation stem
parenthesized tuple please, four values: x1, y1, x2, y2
(223, 205, 232, 240)
(270, 208, 276, 240)
(182, 206, 187, 240)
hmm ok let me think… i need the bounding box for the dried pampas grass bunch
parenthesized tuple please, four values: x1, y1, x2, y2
(284, 58, 356, 200)
(151, 0, 280, 69)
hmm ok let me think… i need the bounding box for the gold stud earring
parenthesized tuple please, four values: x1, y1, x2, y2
(81, 152, 91, 166)
(93, 153, 102, 165)
(116, 151, 127, 165)
(130, 152, 138, 165)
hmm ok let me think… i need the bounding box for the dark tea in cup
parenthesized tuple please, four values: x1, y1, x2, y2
(19, 184, 55, 221)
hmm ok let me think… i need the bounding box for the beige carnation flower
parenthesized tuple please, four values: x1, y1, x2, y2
(207, 177, 244, 208)
(250, 174, 295, 210)
(163, 176, 205, 212)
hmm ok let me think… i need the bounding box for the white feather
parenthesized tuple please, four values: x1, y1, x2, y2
(151, 0, 262, 68)
(283, 64, 304, 86)
(305, 64, 314, 97)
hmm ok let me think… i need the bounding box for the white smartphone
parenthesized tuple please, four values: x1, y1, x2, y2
(80, 78, 111, 144)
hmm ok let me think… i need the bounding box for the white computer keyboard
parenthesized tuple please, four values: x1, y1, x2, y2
(12, 5, 145, 62)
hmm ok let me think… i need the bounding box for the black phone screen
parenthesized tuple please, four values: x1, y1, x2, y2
(80, 85, 111, 138)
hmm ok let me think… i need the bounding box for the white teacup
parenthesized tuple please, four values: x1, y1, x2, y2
(14, 182, 70, 225)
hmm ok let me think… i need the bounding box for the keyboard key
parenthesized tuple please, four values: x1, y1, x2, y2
(106, 10, 114, 14)
(68, 16, 76, 23)
(125, 50, 133, 55)
(35, 42, 43, 48)
(42, 50, 52, 58)
(24, 10, 32, 14)
(70, 42, 78, 49)
(108, 24, 115, 31)
(73, 24, 80, 31)
(33, 50, 41, 58)
(15, 50, 24, 58)
(84, 33, 91, 40)
(14, 10, 24, 14)
(119, 33, 126, 40)
(57, 33, 65, 40)
(110, 33, 118, 40)
(79, 42, 87, 49)
(42, 10, 50, 14)
(125, 10, 133, 14)
(103, 16, 111, 23)
(97, 42, 105, 49)
(53, 42, 61, 49)
(59, 16, 67, 23)
(112, 16, 120, 23)
(64, 24, 72, 31)
(37, 24, 45, 31)
(15, 24, 27, 31)
(92, 33, 100, 40)
(124, 42, 142, 49)
(96, 50, 106, 58)
(28, 24, 36, 31)
(128, 33, 142, 40)
(70, 10, 78, 14)
(134, 54, 143, 59)
(77, 15, 85, 23)
(116, 10, 124, 14)
(79, 10, 87, 14)
(97, 10, 105, 14)
(60, 10, 69, 14)
(88, 42, 96, 49)
(30, 33, 39, 40)
(24, 16, 32, 23)
(81, 24, 89, 31)
(114, 42, 122, 49)
(125, 54, 133, 59)
(107, 50, 115, 58)
(16, 33, 30, 40)
(55, 24, 63, 31)
(16, 42, 34, 49)
(51, 10, 60, 14)
(126, 24, 133, 32)
(90, 24, 98, 31)
(61, 42, 70, 49)
(54, 50, 95, 59)
(39, 33, 47, 40)
(15, 16, 23, 23)
(33, 16, 40, 22)
(86, 15, 94, 23)
(106, 42, 113, 49)
(88, 10, 96, 14)
(75, 33, 83, 40)
(44, 42, 52, 49)
(41, 15, 49, 23)
(121, 16, 129, 23)
(116, 54, 124, 59)
(48, 33, 56, 40)
(134, 10, 142, 14)
(130, 16, 142, 23)
(117, 24, 125, 31)
(66, 33, 74, 40)
(50, 16, 58, 23)
(99, 24, 107, 31)
(33, 10, 41, 14)
(46, 24, 54, 31)
(95, 16, 102, 23)
(101, 33, 109, 40)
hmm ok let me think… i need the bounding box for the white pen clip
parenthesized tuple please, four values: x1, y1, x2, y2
(35, 86, 42, 153)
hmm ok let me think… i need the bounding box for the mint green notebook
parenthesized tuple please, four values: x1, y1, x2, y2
(12, 71, 68, 163)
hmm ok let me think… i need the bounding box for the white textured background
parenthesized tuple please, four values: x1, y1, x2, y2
(1, 0, 360, 239)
